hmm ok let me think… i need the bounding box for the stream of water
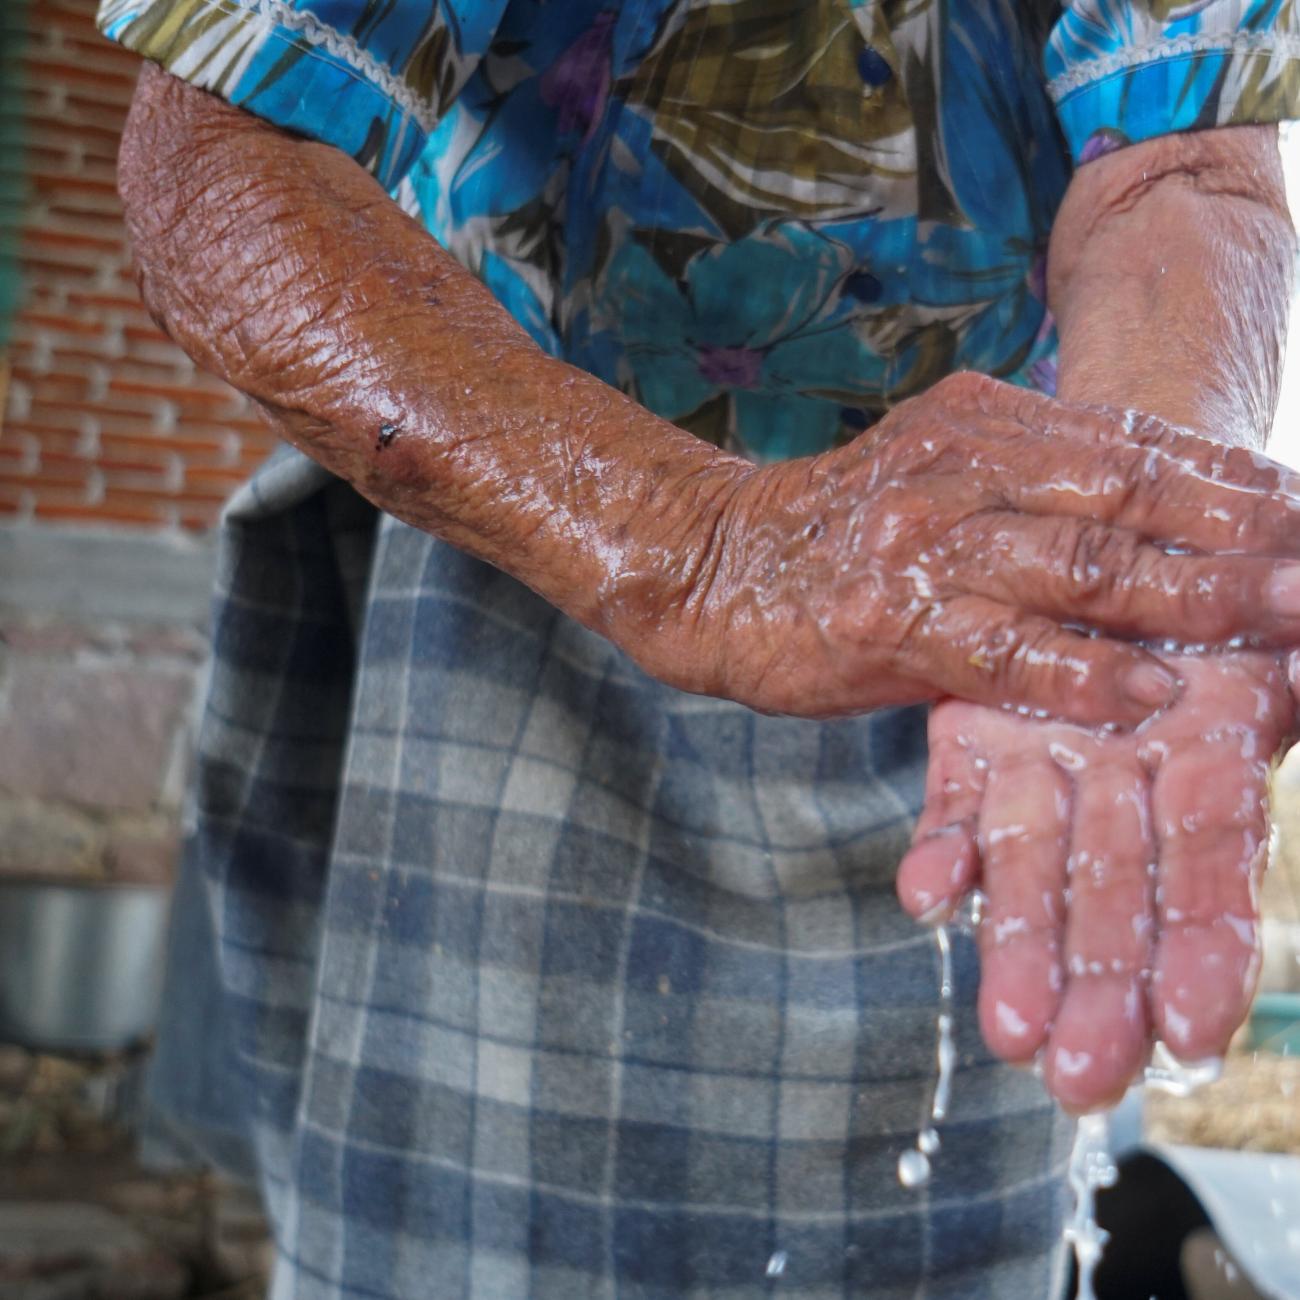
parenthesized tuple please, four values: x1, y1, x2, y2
(895, 922, 958, 1189)
(895, 898, 1225, 1299)
(1063, 1112, 1118, 1300)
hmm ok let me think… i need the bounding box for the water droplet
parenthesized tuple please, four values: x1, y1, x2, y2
(897, 1148, 931, 1188)
(765, 1250, 788, 1278)
(952, 889, 987, 934)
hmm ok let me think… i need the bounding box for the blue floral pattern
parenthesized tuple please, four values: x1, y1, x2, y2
(98, 0, 1300, 460)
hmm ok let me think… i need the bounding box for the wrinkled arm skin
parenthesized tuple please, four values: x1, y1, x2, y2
(117, 65, 749, 699)
(1049, 124, 1294, 447)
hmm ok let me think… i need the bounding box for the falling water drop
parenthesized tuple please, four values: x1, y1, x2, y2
(932, 927, 956, 1123)
(899, 924, 958, 1188)
(951, 889, 987, 935)
(896, 1148, 932, 1189)
(765, 1250, 788, 1279)
(1060, 1043, 1223, 1293)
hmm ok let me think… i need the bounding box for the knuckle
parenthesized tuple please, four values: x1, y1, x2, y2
(932, 369, 998, 409)
(975, 615, 1051, 696)
(875, 400, 950, 469)
(1122, 409, 1176, 451)
(1171, 565, 1240, 643)
(1054, 522, 1137, 604)
(988, 616, 1112, 717)
(1109, 440, 1163, 493)
(936, 370, 981, 395)
(1230, 498, 1270, 550)
(1095, 445, 1166, 528)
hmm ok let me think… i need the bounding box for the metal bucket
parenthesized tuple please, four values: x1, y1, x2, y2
(0, 878, 170, 1052)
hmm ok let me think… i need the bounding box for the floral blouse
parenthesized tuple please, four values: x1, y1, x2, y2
(98, 0, 1300, 462)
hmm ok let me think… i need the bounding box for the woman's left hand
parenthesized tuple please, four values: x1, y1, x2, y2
(896, 651, 1295, 1112)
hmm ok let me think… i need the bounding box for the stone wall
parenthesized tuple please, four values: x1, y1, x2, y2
(0, 526, 214, 885)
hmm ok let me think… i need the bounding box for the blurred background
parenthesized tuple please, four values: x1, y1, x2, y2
(0, 2, 1296, 1298)
(0, 0, 274, 1293)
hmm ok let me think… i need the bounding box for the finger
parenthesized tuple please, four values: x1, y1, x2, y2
(944, 512, 1300, 648)
(1049, 401, 1300, 504)
(963, 411, 1300, 564)
(965, 379, 1300, 554)
(1150, 737, 1270, 1059)
(976, 757, 1071, 1063)
(920, 594, 1182, 728)
(1009, 440, 1300, 561)
(896, 707, 989, 920)
(1043, 763, 1154, 1112)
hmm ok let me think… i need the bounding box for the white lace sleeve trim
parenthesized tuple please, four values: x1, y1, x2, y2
(245, 0, 439, 132)
(1048, 30, 1300, 102)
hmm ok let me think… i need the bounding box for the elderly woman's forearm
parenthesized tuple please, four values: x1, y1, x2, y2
(1048, 125, 1294, 450)
(118, 65, 753, 688)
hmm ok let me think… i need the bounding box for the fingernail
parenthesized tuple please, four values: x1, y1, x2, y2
(1124, 661, 1180, 711)
(1267, 565, 1300, 617)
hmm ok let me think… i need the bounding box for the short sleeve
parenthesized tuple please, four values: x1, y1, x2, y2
(96, 0, 509, 189)
(1045, 1, 1300, 163)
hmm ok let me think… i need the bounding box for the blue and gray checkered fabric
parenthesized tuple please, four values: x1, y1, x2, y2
(142, 446, 1073, 1298)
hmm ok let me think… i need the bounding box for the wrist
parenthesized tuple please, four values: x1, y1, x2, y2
(582, 429, 756, 697)
(1048, 125, 1293, 450)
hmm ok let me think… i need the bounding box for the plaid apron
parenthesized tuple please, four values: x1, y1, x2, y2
(143, 445, 1073, 1298)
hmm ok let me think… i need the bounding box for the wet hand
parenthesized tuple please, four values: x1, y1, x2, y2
(895, 652, 1294, 1112)
(696, 372, 1300, 725)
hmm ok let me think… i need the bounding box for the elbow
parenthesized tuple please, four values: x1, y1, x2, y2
(118, 63, 266, 264)
(116, 63, 279, 359)
(118, 62, 196, 245)
(119, 64, 224, 252)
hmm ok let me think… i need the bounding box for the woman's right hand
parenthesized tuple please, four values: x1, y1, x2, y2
(655, 371, 1300, 726)
(119, 70, 1300, 730)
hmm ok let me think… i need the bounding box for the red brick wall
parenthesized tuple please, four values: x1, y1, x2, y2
(0, 0, 276, 531)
